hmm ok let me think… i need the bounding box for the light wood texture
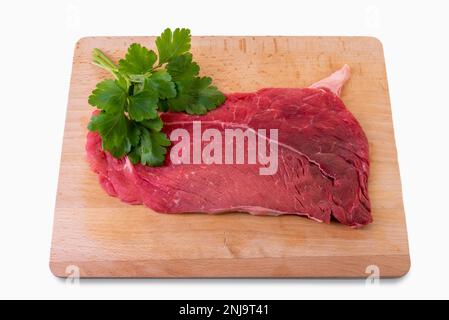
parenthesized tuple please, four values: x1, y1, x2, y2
(50, 36, 410, 278)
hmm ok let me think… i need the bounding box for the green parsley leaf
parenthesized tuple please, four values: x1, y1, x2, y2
(140, 116, 164, 132)
(145, 70, 176, 99)
(128, 74, 146, 83)
(119, 43, 157, 75)
(156, 28, 191, 64)
(158, 99, 169, 112)
(168, 76, 226, 114)
(127, 88, 159, 121)
(195, 77, 226, 111)
(128, 122, 142, 146)
(166, 53, 199, 81)
(127, 147, 140, 164)
(88, 80, 127, 113)
(87, 112, 131, 158)
(88, 28, 226, 167)
(128, 128, 170, 166)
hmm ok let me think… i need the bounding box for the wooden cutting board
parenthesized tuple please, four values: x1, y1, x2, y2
(50, 36, 410, 278)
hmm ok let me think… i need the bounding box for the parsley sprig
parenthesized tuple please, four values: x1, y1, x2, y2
(87, 28, 225, 166)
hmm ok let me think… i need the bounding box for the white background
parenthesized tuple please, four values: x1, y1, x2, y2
(0, 0, 448, 299)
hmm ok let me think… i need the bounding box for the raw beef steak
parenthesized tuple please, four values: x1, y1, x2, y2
(86, 65, 372, 227)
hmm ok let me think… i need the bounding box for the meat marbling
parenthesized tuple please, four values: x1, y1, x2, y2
(86, 65, 372, 227)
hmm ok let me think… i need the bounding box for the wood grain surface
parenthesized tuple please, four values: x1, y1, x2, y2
(50, 36, 410, 278)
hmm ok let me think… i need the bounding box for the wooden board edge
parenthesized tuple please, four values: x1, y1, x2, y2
(50, 254, 410, 279)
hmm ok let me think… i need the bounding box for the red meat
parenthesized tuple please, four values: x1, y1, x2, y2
(86, 65, 372, 227)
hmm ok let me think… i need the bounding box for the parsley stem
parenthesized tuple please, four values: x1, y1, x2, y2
(92, 48, 119, 78)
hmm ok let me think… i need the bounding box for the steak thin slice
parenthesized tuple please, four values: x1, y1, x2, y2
(86, 65, 372, 227)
